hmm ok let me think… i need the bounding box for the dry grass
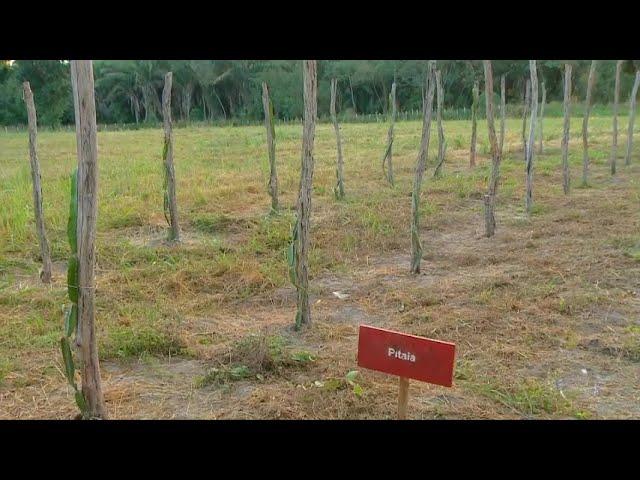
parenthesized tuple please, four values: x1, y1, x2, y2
(1, 115, 639, 419)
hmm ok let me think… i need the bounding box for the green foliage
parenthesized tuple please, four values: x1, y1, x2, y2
(162, 139, 171, 228)
(287, 218, 299, 289)
(67, 255, 79, 303)
(64, 305, 77, 338)
(475, 378, 576, 416)
(13, 60, 72, 126)
(67, 170, 78, 253)
(2, 60, 637, 127)
(345, 370, 364, 397)
(61, 167, 88, 418)
(195, 333, 315, 388)
(290, 351, 315, 363)
(60, 336, 75, 387)
(410, 190, 422, 271)
(101, 325, 187, 359)
(334, 165, 346, 200)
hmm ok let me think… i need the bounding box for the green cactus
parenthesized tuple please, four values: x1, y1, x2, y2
(288, 216, 306, 330)
(162, 139, 171, 227)
(333, 167, 345, 200)
(287, 218, 299, 288)
(410, 190, 422, 272)
(60, 168, 89, 418)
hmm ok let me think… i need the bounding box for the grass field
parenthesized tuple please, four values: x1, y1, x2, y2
(1, 114, 639, 419)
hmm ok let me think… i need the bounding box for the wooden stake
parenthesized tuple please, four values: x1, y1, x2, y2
(330, 78, 345, 198)
(162, 72, 181, 242)
(434, 70, 446, 178)
(22, 81, 52, 283)
(262, 82, 279, 210)
(611, 60, 623, 175)
(398, 377, 409, 420)
(382, 81, 396, 186)
(469, 80, 479, 168)
(582, 61, 597, 186)
(483, 60, 501, 238)
(410, 62, 436, 274)
(499, 75, 506, 157)
(70, 60, 106, 419)
(561, 64, 572, 195)
(293, 60, 317, 330)
(522, 78, 531, 158)
(625, 70, 640, 166)
(525, 60, 538, 215)
(538, 81, 546, 155)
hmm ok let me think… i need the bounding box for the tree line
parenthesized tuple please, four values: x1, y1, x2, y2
(2, 60, 639, 127)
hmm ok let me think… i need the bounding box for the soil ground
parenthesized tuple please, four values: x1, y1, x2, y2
(1, 116, 639, 419)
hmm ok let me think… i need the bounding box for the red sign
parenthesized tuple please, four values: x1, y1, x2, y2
(357, 325, 456, 387)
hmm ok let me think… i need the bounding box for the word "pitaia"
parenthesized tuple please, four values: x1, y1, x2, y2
(388, 347, 416, 363)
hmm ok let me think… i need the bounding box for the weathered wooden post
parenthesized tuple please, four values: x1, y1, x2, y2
(398, 377, 409, 419)
(434, 70, 446, 178)
(562, 64, 572, 195)
(625, 70, 640, 166)
(22, 81, 52, 283)
(538, 81, 546, 154)
(69, 60, 106, 419)
(469, 80, 479, 168)
(582, 61, 597, 186)
(161, 72, 181, 242)
(483, 61, 502, 237)
(525, 60, 538, 214)
(262, 82, 279, 210)
(522, 78, 531, 157)
(410, 62, 436, 274)
(330, 78, 345, 199)
(499, 75, 506, 156)
(381, 82, 396, 186)
(611, 60, 623, 175)
(290, 60, 317, 330)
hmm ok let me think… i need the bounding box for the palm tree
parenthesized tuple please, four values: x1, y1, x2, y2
(132, 60, 165, 122)
(191, 60, 234, 121)
(96, 61, 142, 123)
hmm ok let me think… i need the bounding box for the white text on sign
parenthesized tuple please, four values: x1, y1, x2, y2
(388, 348, 416, 363)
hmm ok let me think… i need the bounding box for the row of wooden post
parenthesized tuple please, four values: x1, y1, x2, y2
(20, 60, 640, 419)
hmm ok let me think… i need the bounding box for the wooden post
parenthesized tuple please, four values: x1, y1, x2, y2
(611, 60, 623, 175)
(262, 82, 279, 210)
(398, 377, 409, 420)
(293, 60, 317, 330)
(410, 62, 436, 274)
(469, 80, 479, 168)
(349, 75, 357, 114)
(330, 78, 345, 198)
(434, 70, 446, 178)
(382, 82, 396, 186)
(483, 60, 502, 238)
(562, 64, 572, 195)
(522, 78, 531, 157)
(70, 60, 106, 419)
(582, 61, 597, 186)
(625, 70, 640, 166)
(538, 81, 546, 155)
(499, 75, 506, 156)
(22, 81, 52, 283)
(162, 72, 181, 242)
(525, 60, 538, 215)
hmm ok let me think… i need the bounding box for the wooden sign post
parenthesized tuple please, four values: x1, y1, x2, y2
(357, 325, 456, 420)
